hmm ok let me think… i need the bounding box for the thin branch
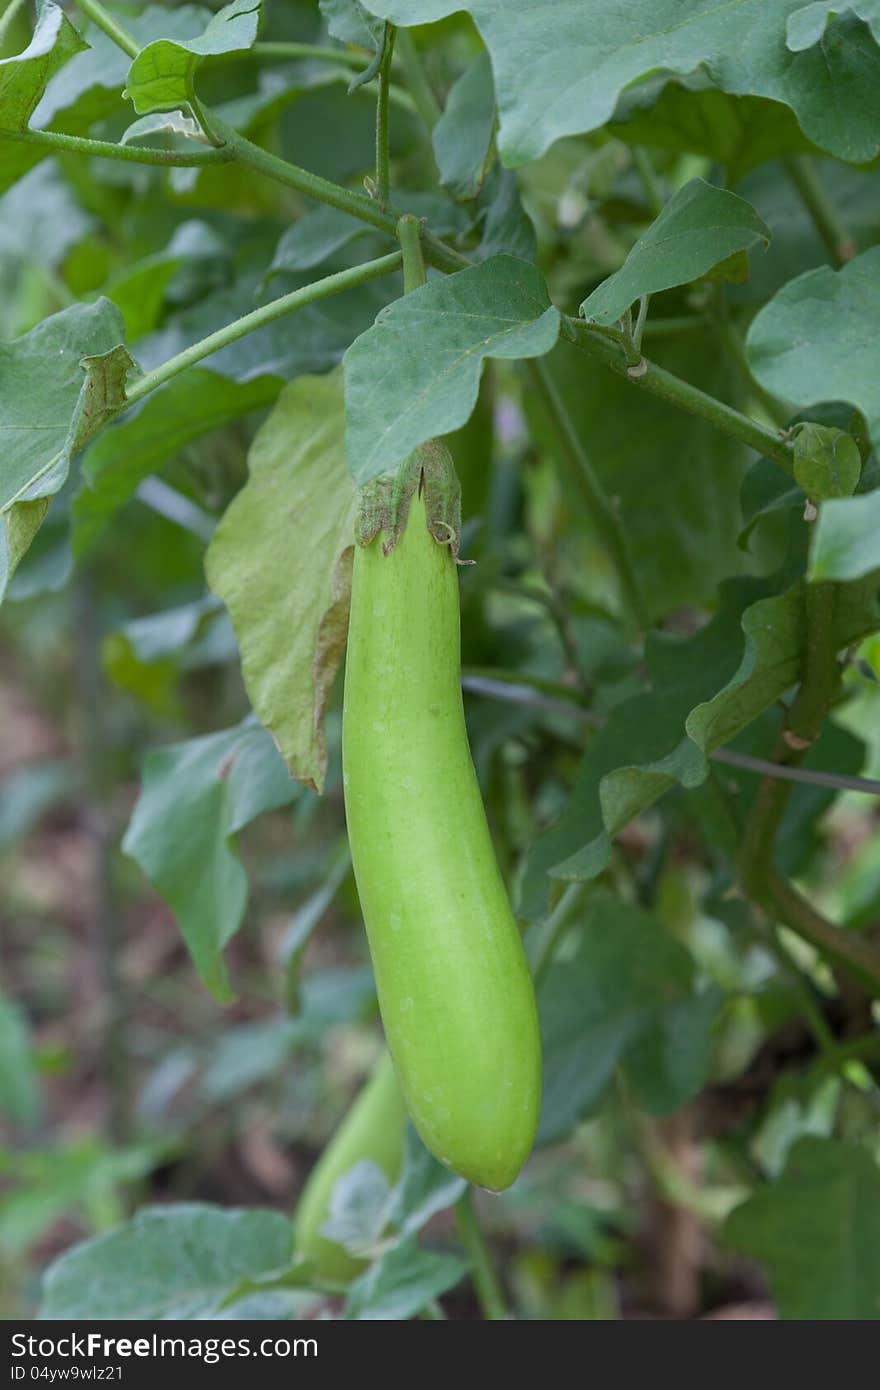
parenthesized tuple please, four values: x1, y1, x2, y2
(569, 318, 796, 477)
(126, 252, 402, 407)
(711, 748, 880, 797)
(1, 126, 233, 168)
(374, 26, 396, 206)
(76, 0, 139, 57)
(205, 110, 468, 273)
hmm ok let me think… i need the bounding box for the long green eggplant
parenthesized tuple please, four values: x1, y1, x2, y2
(342, 457, 541, 1191)
(294, 1049, 407, 1282)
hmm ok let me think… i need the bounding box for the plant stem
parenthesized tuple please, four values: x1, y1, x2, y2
(397, 213, 427, 292)
(126, 251, 402, 407)
(206, 110, 467, 273)
(526, 357, 647, 631)
(1, 126, 232, 168)
(455, 1189, 508, 1320)
(712, 293, 792, 430)
(767, 873, 880, 995)
(783, 156, 856, 266)
(785, 582, 840, 746)
(569, 319, 796, 476)
(375, 27, 396, 206)
(711, 746, 880, 797)
(76, 0, 139, 57)
(395, 26, 441, 130)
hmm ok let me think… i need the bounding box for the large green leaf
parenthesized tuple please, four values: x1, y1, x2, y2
(344, 255, 559, 483)
(538, 897, 721, 1143)
(205, 373, 357, 794)
(364, 1, 880, 165)
(726, 1138, 880, 1319)
(122, 719, 299, 1001)
(747, 247, 880, 453)
(0, 300, 132, 600)
(581, 180, 769, 326)
(40, 1205, 295, 1319)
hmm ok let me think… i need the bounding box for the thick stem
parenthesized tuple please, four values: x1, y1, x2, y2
(454, 1189, 509, 1321)
(127, 252, 402, 407)
(783, 156, 856, 266)
(526, 357, 647, 631)
(1, 126, 233, 168)
(394, 27, 441, 130)
(569, 320, 796, 476)
(767, 873, 880, 995)
(785, 582, 839, 747)
(397, 213, 427, 293)
(76, 0, 139, 57)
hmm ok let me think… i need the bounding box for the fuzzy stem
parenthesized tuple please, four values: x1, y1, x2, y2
(76, 0, 139, 57)
(1, 126, 232, 168)
(569, 320, 796, 476)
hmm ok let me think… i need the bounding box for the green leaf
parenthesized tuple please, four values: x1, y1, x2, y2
(0, 0, 86, 131)
(72, 369, 277, 557)
(0, 991, 42, 1125)
(522, 569, 880, 916)
(581, 178, 769, 326)
(345, 1238, 468, 1320)
(0, 299, 132, 600)
(344, 255, 559, 484)
(365, 1, 880, 165)
(122, 719, 299, 1001)
(810, 488, 880, 582)
(747, 247, 880, 453)
(611, 79, 818, 186)
(206, 372, 356, 795)
(432, 50, 495, 200)
(40, 1204, 295, 1320)
(124, 0, 261, 117)
(792, 423, 861, 501)
(538, 896, 721, 1142)
(726, 1137, 880, 1319)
